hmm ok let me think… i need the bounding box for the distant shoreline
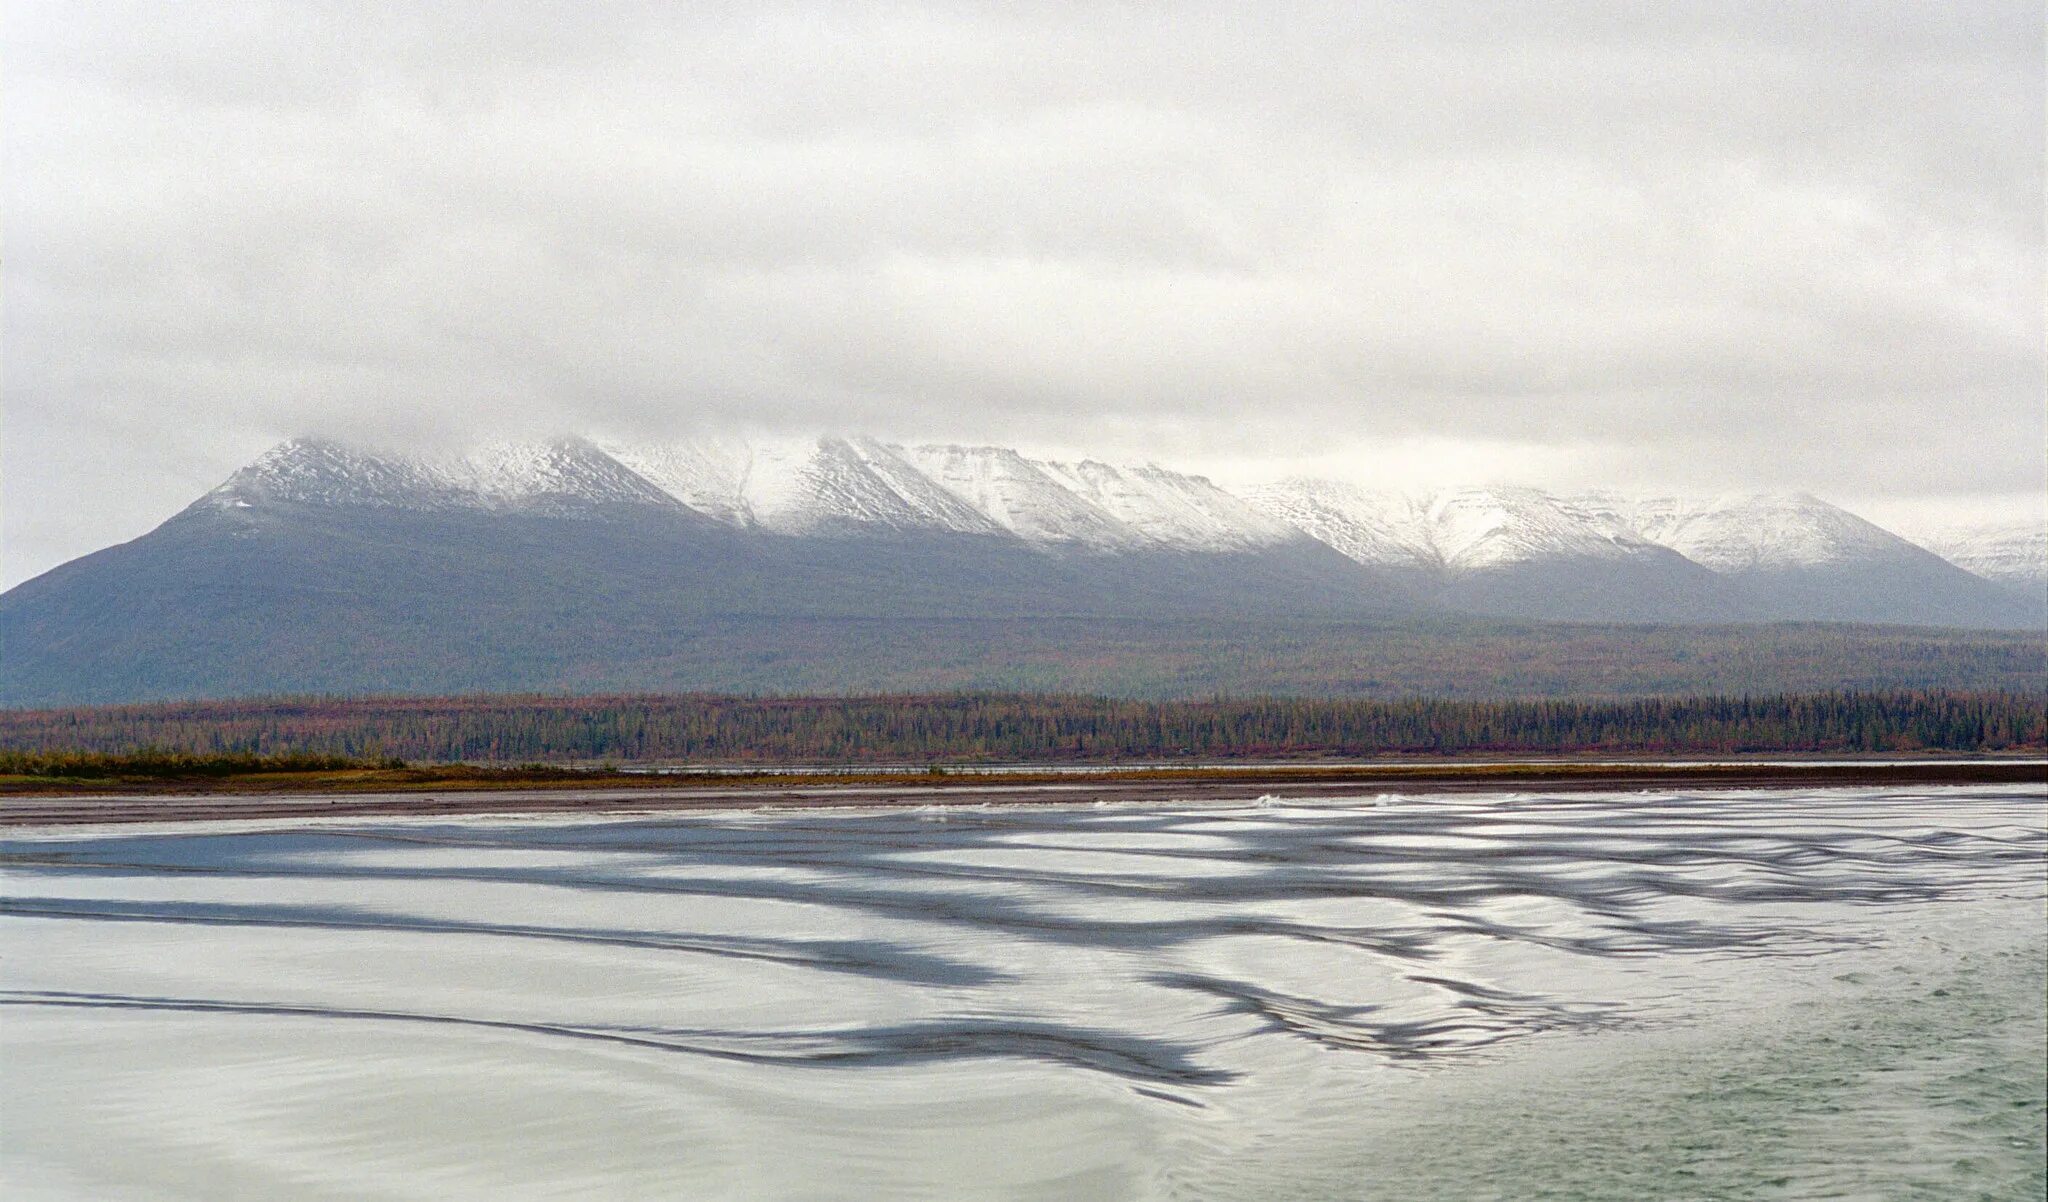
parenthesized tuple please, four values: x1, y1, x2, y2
(3, 759, 2040, 827)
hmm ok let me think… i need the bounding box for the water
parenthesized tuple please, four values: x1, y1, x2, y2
(2, 786, 2042, 1200)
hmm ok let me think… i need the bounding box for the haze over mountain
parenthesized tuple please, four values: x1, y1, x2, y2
(2, 433, 2039, 706)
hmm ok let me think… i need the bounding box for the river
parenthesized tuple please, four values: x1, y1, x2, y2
(3, 786, 2042, 1199)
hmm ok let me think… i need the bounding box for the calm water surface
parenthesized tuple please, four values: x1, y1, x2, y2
(3, 786, 2043, 1199)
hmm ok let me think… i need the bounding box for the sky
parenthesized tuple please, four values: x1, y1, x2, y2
(5, 1, 2043, 586)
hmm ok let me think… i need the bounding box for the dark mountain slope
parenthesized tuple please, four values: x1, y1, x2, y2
(0, 499, 1412, 705)
(5, 497, 2042, 704)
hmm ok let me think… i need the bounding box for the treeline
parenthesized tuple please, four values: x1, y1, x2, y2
(0, 749, 386, 780)
(0, 690, 2041, 764)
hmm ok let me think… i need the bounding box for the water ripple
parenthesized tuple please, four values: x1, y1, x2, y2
(2, 785, 2042, 1199)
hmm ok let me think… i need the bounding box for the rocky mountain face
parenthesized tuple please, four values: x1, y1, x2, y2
(2, 434, 2038, 704)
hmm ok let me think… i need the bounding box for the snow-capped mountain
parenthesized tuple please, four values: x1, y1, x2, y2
(1235, 480, 1427, 568)
(604, 436, 1300, 552)
(190, 432, 2036, 571)
(1245, 482, 1682, 572)
(1237, 481, 2028, 626)
(1241, 481, 1732, 622)
(733, 437, 1007, 537)
(1560, 491, 2027, 625)
(1037, 459, 1301, 552)
(903, 445, 1151, 549)
(195, 434, 1309, 553)
(201, 437, 690, 517)
(8, 431, 2039, 704)
(183, 434, 2037, 625)
(1909, 522, 2048, 592)
(595, 436, 761, 525)
(1576, 492, 1930, 572)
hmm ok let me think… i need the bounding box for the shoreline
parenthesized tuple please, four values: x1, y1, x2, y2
(2, 759, 2040, 827)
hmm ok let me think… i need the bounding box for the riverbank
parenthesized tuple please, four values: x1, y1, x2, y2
(2, 759, 2039, 826)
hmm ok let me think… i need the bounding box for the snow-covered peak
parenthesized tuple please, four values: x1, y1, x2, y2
(196, 436, 2026, 588)
(202, 438, 440, 510)
(1032, 459, 1300, 552)
(785, 437, 1006, 536)
(603, 436, 796, 526)
(1593, 492, 1930, 572)
(1417, 487, 1656, 570)
(600, 436, 1299, 551)
(415, 438, 679, 510)
(1242, 480, 1432, 567)
(599, 436, 1004, 536)
(906, 445, 1149, 550)
(1909, 521, 2048, 588)
(197, 436, 684, 517)
(1245, 481, 1661, 572)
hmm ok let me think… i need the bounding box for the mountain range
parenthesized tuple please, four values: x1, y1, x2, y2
(2, 434, 2041, 704)
(193, 434, 2046, 621)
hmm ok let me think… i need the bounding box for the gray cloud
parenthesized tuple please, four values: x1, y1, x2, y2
(6, 1, 2042, 584)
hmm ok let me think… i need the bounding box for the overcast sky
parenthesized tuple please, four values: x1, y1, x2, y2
(6, 1, 2043, 585)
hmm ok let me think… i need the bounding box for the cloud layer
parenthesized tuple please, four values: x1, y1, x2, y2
(6, 1, 2042, 584)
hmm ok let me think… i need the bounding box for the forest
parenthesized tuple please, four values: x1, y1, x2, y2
(1, 689, 2040, 765)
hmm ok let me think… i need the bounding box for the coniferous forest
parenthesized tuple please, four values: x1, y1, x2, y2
(1, 690, 2040, 765)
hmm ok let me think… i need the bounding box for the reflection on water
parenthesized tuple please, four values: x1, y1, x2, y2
(2, 787, 2043, 1199)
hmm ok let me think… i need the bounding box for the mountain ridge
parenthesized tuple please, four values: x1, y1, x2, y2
(136, 432, 2048, 629)
(3, 432, 2039, 705)
(177, 433, 2038, 582)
